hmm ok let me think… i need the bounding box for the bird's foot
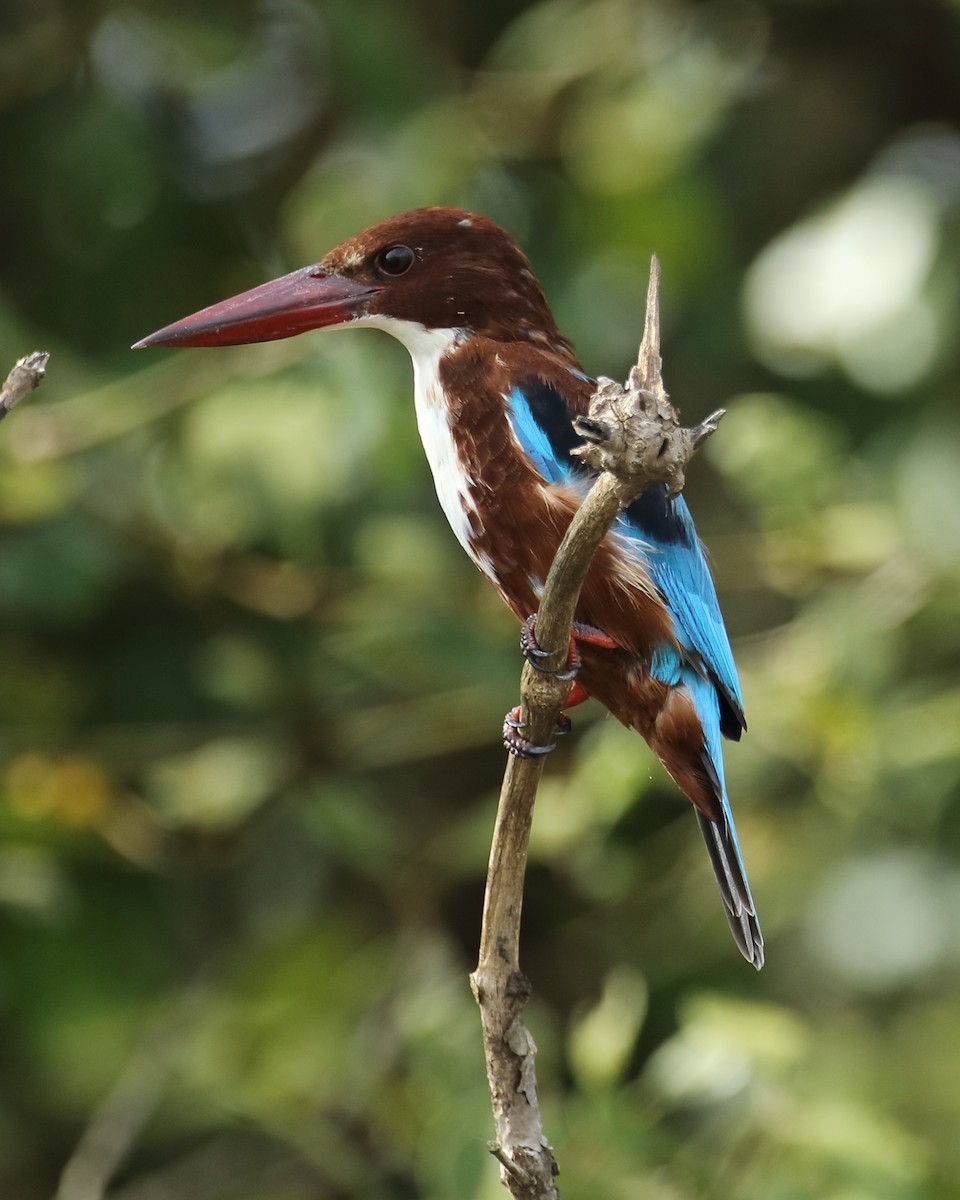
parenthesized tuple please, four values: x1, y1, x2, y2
(520, 616, 619, 679)
(502, 706, 572, 758)
(519, 615, 581, 681)
(569, 621, 619, 651)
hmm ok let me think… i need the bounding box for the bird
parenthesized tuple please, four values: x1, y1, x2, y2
(134, 207, 763, 968)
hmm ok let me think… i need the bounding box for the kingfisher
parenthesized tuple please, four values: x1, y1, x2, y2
(134, 207, 763, 968)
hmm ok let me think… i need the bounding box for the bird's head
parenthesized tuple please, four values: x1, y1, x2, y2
(134, 207, 571, 354)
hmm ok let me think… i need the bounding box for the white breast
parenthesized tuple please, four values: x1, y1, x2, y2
(349, 316, 497, 581)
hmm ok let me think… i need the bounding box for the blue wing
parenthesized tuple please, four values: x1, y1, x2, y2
(506, 378, 583, 486)
(506, 378, 744, 738)
(619, 489, 745, 739)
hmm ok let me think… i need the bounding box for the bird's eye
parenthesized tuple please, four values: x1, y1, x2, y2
(376, 245, 415, 277)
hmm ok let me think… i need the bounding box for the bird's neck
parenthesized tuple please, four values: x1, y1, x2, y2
(355, 316, 484, 567)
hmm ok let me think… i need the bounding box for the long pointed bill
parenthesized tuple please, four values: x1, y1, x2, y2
(132, 266, 382, 349)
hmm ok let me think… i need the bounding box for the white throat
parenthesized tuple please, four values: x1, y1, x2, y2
(350, 316, 488, 571)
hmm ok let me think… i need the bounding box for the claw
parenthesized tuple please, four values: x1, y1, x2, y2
(519, 615, 552, 660)
(519, 616, 581, 681)
(503, 706, 556, 758)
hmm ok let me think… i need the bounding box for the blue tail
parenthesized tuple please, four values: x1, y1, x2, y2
(684, 668, 764, 969)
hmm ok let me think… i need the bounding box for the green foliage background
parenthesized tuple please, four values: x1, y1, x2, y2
(2, 1, 960, 1196)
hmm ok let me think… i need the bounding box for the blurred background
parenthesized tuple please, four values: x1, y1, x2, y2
(2, 0, 960, 1196)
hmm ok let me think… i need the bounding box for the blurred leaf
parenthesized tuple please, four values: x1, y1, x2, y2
(568, 965, 648, 1091)
(145, 737, 285, 829)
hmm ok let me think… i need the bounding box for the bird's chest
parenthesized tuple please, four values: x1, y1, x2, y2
(414, 363, 554, 604)
(413, 364, 493, 574)
(414, 380, 574, 624)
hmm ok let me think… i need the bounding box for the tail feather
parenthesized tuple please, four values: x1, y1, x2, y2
(681, 667, 764, 969)
(696, 810, 764, 969)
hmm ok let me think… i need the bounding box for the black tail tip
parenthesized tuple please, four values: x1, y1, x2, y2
(730, 908, 764, 970)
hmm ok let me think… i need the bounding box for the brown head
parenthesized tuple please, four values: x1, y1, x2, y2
(134, 207, 571, 354)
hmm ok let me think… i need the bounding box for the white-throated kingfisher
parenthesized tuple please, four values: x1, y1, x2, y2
(135, 207, 763, 968)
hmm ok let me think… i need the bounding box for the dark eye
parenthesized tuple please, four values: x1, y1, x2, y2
(376, 245, 415, 276)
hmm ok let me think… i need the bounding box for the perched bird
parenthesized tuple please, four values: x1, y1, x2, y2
(135, 207, 763, 967)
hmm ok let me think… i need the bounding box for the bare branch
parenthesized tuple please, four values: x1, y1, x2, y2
(0, 350, 50, 423)
(470, 258, 724, 1198)
(573, 259, 724, 498)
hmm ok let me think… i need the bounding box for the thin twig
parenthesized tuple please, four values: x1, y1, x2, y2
(0, 350, 50, 422)
(470, 258, 724, 1198)
(56, 981, 208, 1200)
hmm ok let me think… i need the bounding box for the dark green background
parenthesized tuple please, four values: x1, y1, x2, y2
(2, 1, 960, 1196)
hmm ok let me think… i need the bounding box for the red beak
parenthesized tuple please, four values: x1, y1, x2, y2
(132, 265, 382, 349)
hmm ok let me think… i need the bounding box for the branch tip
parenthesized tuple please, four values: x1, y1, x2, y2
(489, 1145, 537, 1189)
(635, 254, 663, 397)
(0, 350, 51, 423)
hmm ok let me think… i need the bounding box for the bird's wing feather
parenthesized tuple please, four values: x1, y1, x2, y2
(619, 490, 745, 738)
(505, 374, 744, 738)
(505, 375, 585, 485)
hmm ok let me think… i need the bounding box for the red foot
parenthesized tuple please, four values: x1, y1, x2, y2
(520, 616, 578, 680)
(508, 621, 607, 756)
(503, 683, 588, 758)
(520, 617, 619, 681)
(571, 622, 619, 651)
(503, 706, 560, 758)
